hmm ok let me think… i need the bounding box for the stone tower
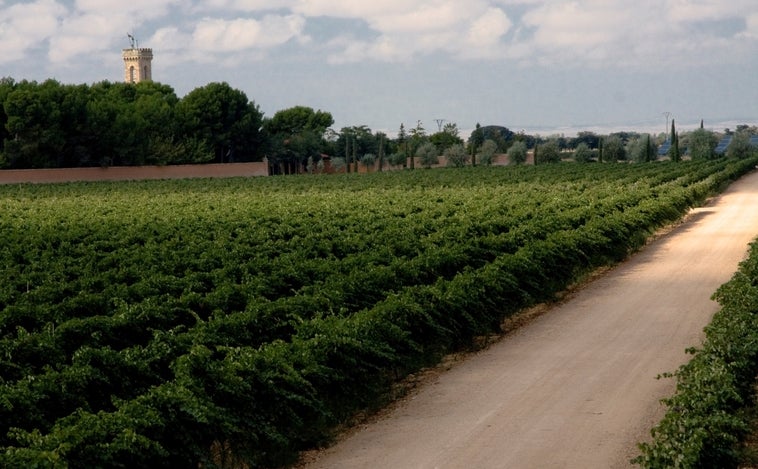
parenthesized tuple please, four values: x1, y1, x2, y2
(122, 35, 153, 84)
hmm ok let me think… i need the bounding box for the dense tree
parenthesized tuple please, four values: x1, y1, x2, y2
(360, 153, 376, 171)
(3, 79, 71, 168)
(573, 131, 600, 149)
(397, 123, 408, 169)
(263, 106, 333, 174)
(506, 141, 527, 165)
(336, 126, 376, 162)
(387, 152, 406, 168)
(0, 78, 267, 169)
(407, 120, 427, 170)
(444, 143, 468, 167)
(534, 139, 561, 164)
(573, 142, 592, 163)
(727, 131, 754, 159)
(375, 132, 386, 172)
(687, 128, 718, 160)
(0, 78, 14, 165)
(602, 135, 626, 162)
(265, 105, 332, 137)
(629, 134, 656, 163)
(469, 122, 484, 158)
(478, 139, 498, 165)
(478, 125, 514, 151)
(416, 142, 438, 168)
(178, 82, 265, 164)
(429, 122, 463, 153)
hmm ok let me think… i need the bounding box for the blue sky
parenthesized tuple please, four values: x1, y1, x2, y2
(1, 0, 756, 137)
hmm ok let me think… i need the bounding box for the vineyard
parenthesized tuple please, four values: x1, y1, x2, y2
(1, 158, 757, 468)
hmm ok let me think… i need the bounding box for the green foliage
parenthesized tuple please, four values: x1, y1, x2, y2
(1, 157, 756, 468)
(688, 128, 719, 160)
(472, 125, 514, 152)
(387, 152, 406, 168)
(178, 82, 265, 163)
(335, 126, 376, 163)
(0, 79, 263, 168)
(416, 142, 438, 168)
(573, 142, 592, 163)
(634, 238, 758, 468)
(468, 123, 484, 154)
(429, 123, 463, 152)
(629, 134, 657, 163)
(727, 131, 754, 159)
(264, 106, 333, 137)
(506, 141, 527, 165)
(443, 144, 469, 167)
(534, 139, 561, 164)
(602, 135, 627, 162)
(669, 119, 681, 162)
(478, 139, 498, 166)
(360, 153, 376, 170)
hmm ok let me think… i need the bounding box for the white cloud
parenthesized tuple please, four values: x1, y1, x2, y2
(742, 13, 758, 39)
(368, 2, 473, 34)
(665, 0, 748, 23)
(465, 7, 513, 51)
(507, 0, 757, 68)
(320, 1, 515, 63)
(0, 0, 66, 64)
(291, 0, 414, 19)
(74, 0, 180, 19)
(49, 12, 119, 63)
(191, 14, 307, 52)
(2, 0, 756, 74)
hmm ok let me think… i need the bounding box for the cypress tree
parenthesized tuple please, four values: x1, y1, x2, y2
(670, 119, 680, 162)
(398, 123, 407, 169)
(378, 134, 384, 172)
(353, 140, 358, 173)
(345, 134, 350, 173)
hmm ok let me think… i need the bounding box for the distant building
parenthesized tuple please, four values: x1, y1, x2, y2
(122, 36, 153, 83)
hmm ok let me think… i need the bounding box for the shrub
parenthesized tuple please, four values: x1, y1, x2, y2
(444, 144, 469, 167)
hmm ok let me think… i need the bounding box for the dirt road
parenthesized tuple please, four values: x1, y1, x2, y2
(302, 170, 758, 469)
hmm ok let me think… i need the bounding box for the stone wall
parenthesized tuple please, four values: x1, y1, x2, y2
(0, 162, 269, 185)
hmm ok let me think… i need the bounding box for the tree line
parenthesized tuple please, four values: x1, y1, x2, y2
(1, 77, 754, 171)
(0, 78, 265, 168)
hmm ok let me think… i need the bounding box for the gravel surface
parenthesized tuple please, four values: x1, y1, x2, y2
(301, 170, 758, 469)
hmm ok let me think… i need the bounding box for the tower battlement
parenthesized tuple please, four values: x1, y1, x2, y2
(122, 47, 153, 83)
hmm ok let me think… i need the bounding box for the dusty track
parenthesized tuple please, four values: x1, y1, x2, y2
(302, 170, 758, 469)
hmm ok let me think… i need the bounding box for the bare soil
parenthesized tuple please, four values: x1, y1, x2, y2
(299, 170, 758, 469)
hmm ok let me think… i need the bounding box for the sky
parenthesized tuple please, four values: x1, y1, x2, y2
(1, 0, 757, 137)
